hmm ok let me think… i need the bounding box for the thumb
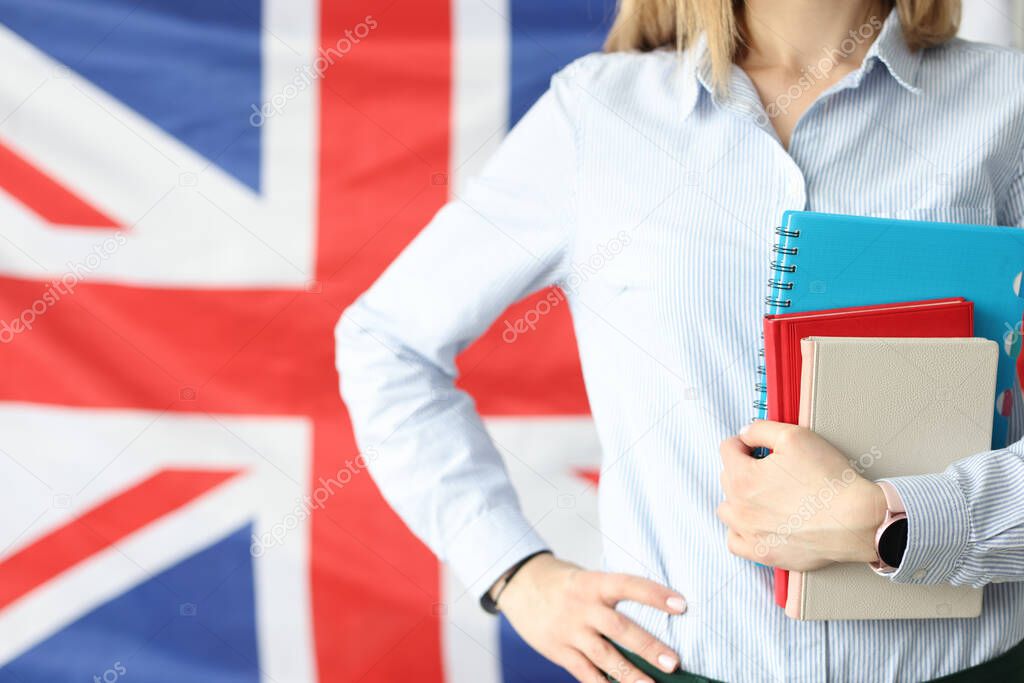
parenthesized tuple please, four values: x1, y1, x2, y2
(738, 420, 797, 450)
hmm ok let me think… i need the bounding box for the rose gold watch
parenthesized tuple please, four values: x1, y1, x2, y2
(871, 481, 908, 574)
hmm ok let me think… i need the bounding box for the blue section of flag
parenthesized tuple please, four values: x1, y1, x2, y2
(499, 614, 576, 683)
(0, 524, 261, 683)
(0, 0, 262, 191)
(508, 0, 616, 125)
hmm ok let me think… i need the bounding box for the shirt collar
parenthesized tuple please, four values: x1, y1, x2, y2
(865, 9, 923, 93)
(678, 9, 922, 119)
(675, 42, 704, 120)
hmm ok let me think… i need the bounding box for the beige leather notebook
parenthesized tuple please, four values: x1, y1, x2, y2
(785, 337, 997, 620)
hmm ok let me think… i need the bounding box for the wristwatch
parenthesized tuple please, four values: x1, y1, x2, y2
(871, 481, 908, 574)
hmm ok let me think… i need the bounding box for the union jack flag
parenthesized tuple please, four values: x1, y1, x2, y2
(0, 0, 613, 681)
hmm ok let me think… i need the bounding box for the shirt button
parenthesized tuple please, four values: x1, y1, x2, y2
(912, 569, 928, 581)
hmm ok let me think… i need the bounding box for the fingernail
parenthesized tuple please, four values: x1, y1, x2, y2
(657, 654, 678, 672)
(666, 596, 687, 613)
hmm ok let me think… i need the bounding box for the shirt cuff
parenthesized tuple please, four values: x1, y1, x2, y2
(878, 473, 971, 584)
(444, 504, 549, 600)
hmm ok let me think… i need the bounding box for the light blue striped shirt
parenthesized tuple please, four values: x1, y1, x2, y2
(337, 11, 1024, 682)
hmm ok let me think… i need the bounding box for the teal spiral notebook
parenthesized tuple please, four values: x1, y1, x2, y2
(757, 211, 1024, 449)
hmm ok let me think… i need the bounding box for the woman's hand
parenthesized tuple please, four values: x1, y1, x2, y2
(718, 420, 887, 570)
(496, 553, 687, 683)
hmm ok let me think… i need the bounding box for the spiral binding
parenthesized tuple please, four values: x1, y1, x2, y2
(752, 224, 800, 452)
(770, 260, 796, 273)
(763, 227, 799, 310)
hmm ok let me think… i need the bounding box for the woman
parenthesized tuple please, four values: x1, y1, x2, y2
(337, 1, 1024, 681)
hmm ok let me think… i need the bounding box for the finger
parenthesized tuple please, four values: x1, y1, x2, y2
(726, 529, 744, 556)
(591, 606, 679, 675)
(559, 649, 607, 683)
(737, 420, 796, 451)
(598, 573, 687, 614)
(716, 501, 737, 528)
(727, 529, 758, 562)
(719, 436, 754, 472)
(579, 634, 653, 683)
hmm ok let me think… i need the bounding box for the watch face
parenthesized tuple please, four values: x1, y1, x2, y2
(878, 517, 908, 568)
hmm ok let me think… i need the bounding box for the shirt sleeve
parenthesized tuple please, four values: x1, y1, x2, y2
(879, 152, 1024, 588)
(878, 442, 1024, 586)
(335, 64, 584, 599)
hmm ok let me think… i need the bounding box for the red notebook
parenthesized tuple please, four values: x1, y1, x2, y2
(763, 297, 973, 608)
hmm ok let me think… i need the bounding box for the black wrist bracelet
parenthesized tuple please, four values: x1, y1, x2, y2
(479, 550, 551, 615)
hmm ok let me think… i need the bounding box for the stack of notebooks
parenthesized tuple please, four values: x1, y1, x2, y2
(756, 212, 1024, 620)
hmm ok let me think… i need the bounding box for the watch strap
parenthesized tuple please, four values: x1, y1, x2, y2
(871, 482, 908, 574)
(878, 481, 906, 514)
(479, 550, 551, 614)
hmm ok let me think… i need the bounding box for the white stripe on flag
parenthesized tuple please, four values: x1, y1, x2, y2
(449, 0, 510, 195)
(441, 416, 604, 683)
(441, 566, 502, 683)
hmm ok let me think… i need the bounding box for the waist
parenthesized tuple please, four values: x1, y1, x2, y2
(605, 571, 1024, 681)
(610, 636, 1024, 683)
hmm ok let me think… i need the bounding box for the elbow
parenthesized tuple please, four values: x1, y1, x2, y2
(334, 299, 375, 407)
(334, 301, 362, 376)
(334, 298, 417, 408)
(335, 297, 460, 418)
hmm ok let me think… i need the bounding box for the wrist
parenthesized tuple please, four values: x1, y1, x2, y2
(838, 481, 887, 564)
(482, 550, 552, 613)
(870, 481, 909, 573)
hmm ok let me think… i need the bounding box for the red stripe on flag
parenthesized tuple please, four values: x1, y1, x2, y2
(0, 468, 240, 610)
(310, 417, 442, 682)
(314, 0, 451, 679)
(0, 279, 339, 416)
(574, 467, 600, 487)
(458, 289, 590, 415)
(0, 141, 119, 228)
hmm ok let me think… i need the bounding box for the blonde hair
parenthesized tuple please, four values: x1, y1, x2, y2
(605, 0, 961, 89)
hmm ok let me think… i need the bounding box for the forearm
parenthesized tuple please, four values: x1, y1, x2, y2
(881, 439, 1024, 587)
(336, 301, 547, 597)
